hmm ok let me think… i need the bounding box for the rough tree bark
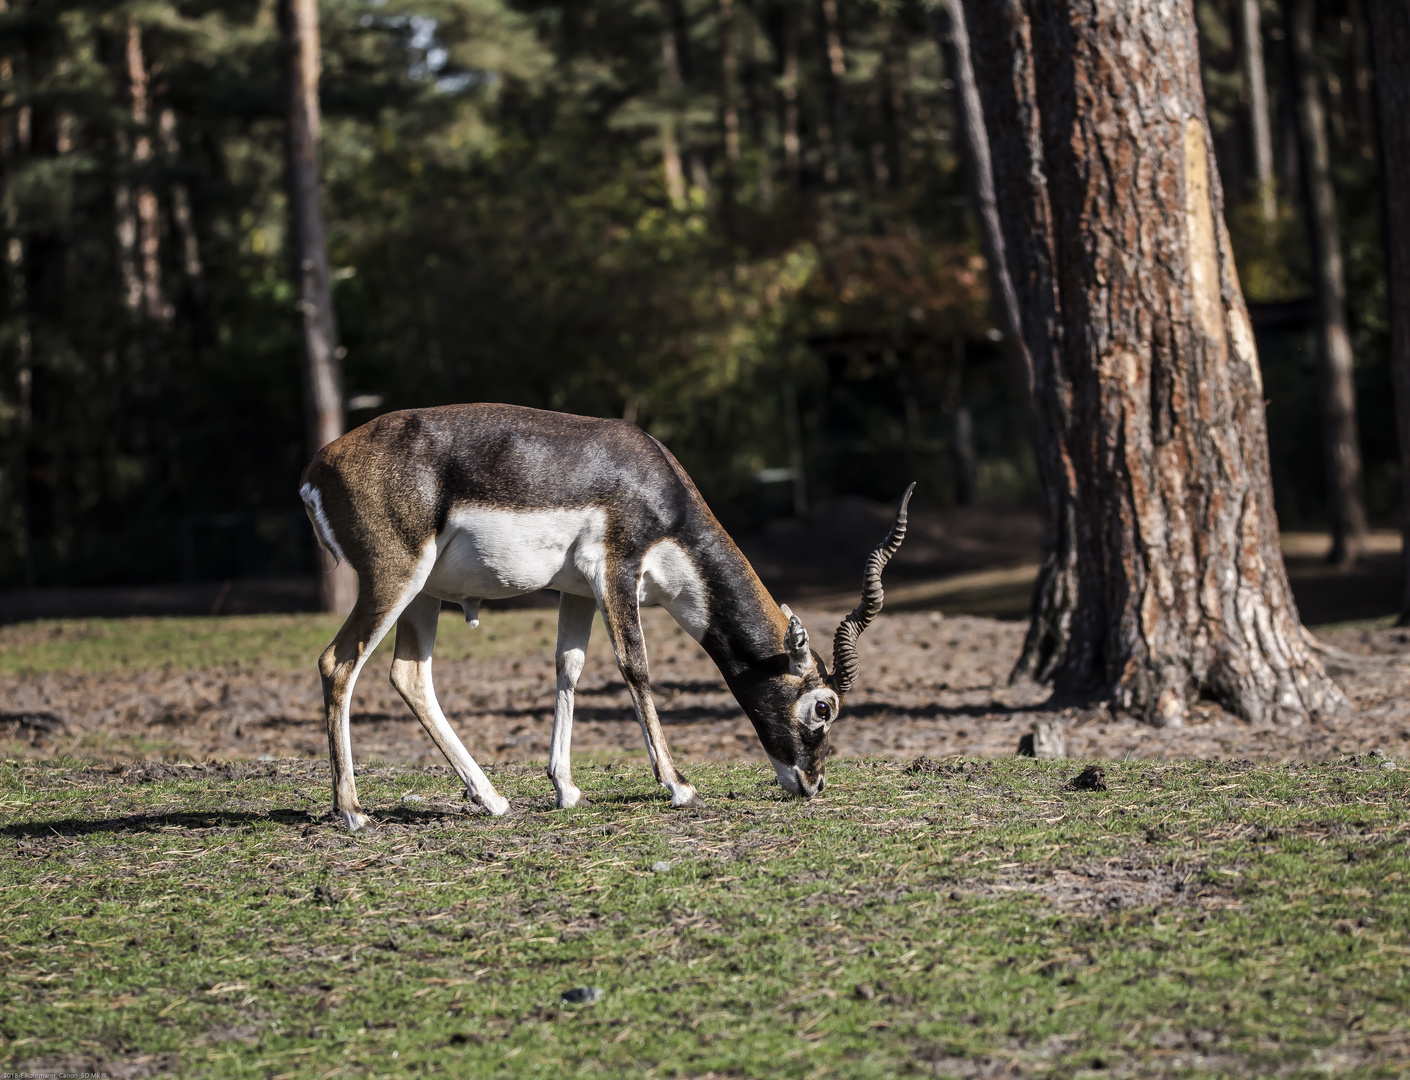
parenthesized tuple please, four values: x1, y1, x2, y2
(1240, 0, 1277, 220)
(1289, 0, 1369, 568)
(280, 0, 356, 615)
(1366, 0, 1410, 624)
(961, 0, 1343, 726)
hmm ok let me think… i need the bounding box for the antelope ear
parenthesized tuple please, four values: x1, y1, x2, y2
(781, 604, 814, 675)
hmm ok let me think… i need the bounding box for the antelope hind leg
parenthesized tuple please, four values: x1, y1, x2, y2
(390, 593, 510, 817)
(318, 599, 404, 832)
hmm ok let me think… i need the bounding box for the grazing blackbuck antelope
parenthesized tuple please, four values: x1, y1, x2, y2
(300, 403, 913, 829)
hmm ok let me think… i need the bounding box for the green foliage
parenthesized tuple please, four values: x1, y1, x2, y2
(1, 756, 1407, 1076)
(0, 0, 1014, 588)
(0, 0, 1395, 587)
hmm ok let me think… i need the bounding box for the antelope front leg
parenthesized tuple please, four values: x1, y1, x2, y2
(549, 593, 596, 809)
(601, 585, 704, 810)
(390, 593, 510, 817)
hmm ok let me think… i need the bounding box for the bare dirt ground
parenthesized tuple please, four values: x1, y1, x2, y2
(6, 607, 1409, 770)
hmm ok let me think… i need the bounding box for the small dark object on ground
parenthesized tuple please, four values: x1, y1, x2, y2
(1070, 765, 1108, 791)
(855, 983, 876, 1000)
(561, 986, 605, 1005)
(313, 885, 340, 904)
(906, 756, 943, 774)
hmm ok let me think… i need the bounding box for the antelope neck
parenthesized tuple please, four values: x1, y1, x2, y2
(684, 525, 793, 693)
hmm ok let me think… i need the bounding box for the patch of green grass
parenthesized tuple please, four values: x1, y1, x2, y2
(1, 757, 1406, 1077)
(0, 610, 568, 674)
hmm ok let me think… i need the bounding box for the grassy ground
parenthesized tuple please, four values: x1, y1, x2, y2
(2, 609, 1394, 677)
(2, 755, 1407, 1078)
(0, 610, 565, 674)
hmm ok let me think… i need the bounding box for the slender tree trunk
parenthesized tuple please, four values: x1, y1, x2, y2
(0, 1, 32, 585)
(1241, 0, 1277, 219)
(948, 334, 976, 506)
(1366, 0, 1410, 623)
(816, 0, 845, 184)
(280, 0, 355, 614)
(1348, 0, 1375, 162)
(886, 32, 908, 188)
(658, 28, 687, 208)
(719, 0, 740, 213)
(962, 0, 1343, 726)
(113, 133, 140, 313)
(742, 12, 774, 209)
(1289, 0, 1369, 568)
(157, 108, 203, 283)
(123, 21, 170, 325)
(937, 0, 1034, 417)
(781, 8, 801, 191)
(662, 0, 711, 198)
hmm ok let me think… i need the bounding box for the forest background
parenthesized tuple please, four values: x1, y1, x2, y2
(0, 0, 1393, 591)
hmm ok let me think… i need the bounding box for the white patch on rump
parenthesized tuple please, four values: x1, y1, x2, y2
(299, 483, 346, 564)
(639, 539, 710, 641)
(424, 505, 608, 602)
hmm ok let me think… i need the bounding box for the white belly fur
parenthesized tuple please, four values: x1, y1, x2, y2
(421, 508, 711, 641)
(424, 506, 607, 601)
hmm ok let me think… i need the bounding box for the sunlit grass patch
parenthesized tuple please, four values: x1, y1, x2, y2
(1, 757, 1406, 1077)
(0, 609, 569, 674)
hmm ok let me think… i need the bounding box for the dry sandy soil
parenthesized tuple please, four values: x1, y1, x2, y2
(6, 607, 1409, 776)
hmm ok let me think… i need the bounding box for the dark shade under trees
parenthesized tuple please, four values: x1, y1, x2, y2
(1288, 0, 1369, 568)
(1366, 0, 1410, 624)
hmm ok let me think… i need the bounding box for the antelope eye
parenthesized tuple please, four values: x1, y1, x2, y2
(814, 700, 831, 720)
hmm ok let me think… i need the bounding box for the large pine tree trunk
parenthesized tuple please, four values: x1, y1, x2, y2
(1289, 0, 1369, 568)
(280, 0, 356, 615)
(1366, 0, 1410, 624)
(961, 0, 1343, 726)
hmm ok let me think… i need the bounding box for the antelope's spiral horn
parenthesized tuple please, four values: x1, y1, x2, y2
(830, 483, 915, 699)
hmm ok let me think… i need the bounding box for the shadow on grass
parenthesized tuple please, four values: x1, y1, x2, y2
(2, 807, 312, 838)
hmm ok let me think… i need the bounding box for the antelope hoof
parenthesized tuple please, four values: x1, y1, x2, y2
(555, 788, 589, 810)
(340, 810, 372, 833)
(670, 789, 706, 810)
(473, 791, 511, 817)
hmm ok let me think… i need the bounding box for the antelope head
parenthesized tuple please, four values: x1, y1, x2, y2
(747, 484, 915, 799)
